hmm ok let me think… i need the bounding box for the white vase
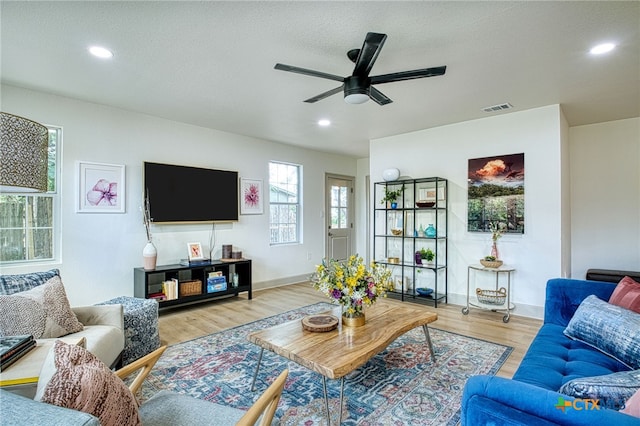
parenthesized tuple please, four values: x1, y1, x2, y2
(143, 241, 157, 270)
(382, 168, 400, 182)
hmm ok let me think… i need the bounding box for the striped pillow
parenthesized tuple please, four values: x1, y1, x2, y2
(609, 276, 640, 314)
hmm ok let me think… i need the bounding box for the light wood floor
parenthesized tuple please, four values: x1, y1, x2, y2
(158, 282, 542, 379)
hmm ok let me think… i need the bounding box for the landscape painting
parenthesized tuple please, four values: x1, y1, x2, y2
(468, 153, 525, 233)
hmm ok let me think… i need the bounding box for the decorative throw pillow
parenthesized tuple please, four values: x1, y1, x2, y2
(564, 295, 640, 370)
(0, 276, 83, 338)
(609, 276, 640, 313)
(37, 340, 141, 426)
(622, 388, 640, 417)
(0, 269, 60, 295)
(558, 369, 640, 410)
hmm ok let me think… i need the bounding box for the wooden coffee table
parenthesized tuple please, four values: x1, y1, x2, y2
(247, 300, 437, 424)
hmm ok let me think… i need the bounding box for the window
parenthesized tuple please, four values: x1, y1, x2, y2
(0, 126, 60, 263)
(269, 161, 300, 244)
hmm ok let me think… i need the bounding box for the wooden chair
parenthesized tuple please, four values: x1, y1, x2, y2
(116, 346, 288, 426)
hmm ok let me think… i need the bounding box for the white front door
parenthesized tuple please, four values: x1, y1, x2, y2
(325, 174, 354, 262)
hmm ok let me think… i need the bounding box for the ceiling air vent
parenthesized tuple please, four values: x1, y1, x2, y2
(482, 103, 513, 113)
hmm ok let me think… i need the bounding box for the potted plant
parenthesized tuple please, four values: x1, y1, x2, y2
(381, 186, 404, 209)
(480, 255, 503, 268)
(415, 247, 435, 265)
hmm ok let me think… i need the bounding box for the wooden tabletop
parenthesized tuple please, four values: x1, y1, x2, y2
(0, 337, 83, 387)
(247, 300, 437, 379)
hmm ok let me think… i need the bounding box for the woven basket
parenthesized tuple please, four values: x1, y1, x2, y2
(179, 279, 202, 297)
(480, 259, 503, 268)
(476, 287, 507, 305)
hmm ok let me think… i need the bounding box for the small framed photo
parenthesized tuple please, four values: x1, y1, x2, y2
(77, 161, 125, 213)
(187, 242, 205, 261)
(240, 178, 263, 215)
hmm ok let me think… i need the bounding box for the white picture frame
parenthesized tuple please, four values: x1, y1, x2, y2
(240, 178, 263, 215)
(76, 161, 125, 213)
(187, 242, 205, 261)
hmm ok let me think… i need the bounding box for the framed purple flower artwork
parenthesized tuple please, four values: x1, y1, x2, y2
(76, 161, 125, 213)
(240, 178, 263, 215)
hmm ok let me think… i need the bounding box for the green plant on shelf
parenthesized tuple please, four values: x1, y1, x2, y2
(380, 186, 404, 205)
(420, 248, 435, 262)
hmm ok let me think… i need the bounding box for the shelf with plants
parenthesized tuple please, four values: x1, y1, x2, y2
(373, 177, 448, 307)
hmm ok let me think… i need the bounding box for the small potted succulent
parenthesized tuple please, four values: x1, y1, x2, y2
(480, 255, 503, 268)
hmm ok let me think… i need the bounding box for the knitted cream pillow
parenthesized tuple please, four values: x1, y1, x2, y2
(37, 340, 141, 426)
(0, 275, 83, 338)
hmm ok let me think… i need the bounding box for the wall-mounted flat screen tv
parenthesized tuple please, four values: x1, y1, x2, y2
(144, 162, 238, 223)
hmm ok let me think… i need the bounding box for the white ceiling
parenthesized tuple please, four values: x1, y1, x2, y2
(2, 1, 639, 158)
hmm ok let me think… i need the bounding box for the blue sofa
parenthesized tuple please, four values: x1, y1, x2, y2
(461, 278, 640, 425)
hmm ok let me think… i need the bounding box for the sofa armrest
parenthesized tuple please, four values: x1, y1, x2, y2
(72, 305, 124, 331)
(544, 278, 617, 326)
(462, 376, 640, 426)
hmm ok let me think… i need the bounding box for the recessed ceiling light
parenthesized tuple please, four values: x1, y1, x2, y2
(590, 43, 616, 55)
(318, 119, 331, 127)
(89, 46, 114, 59)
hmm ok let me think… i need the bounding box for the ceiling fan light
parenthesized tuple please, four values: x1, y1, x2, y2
(344, 93, 369, 104)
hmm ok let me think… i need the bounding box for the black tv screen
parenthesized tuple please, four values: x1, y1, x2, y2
(144, 162, 238, 223)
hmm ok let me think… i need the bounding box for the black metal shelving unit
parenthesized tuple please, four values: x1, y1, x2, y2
(373, 177, 448, 307)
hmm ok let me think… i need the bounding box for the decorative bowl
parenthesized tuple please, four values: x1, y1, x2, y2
(416, 287, 434, 297)
(480, 259, 503, 268)
(391, 228, 403, 236)
(416, 201, 436, 208)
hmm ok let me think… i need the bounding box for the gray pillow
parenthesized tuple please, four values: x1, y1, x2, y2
(559, 369, 640, 410)
(0, 276, 83, 338)
(564, 295, 640, 370)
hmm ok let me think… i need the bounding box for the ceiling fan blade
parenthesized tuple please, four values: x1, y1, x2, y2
(370, 66, 447, 84)
(274, 63, 344, 83)
(304, 85, 344, 103)
(370, 87, 393, 105)
(352, 32, 387, 77)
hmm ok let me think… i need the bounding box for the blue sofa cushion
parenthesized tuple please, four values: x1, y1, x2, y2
(513, 323, 630, 391)
(564, 295, 640, 369)
(559, 369, 640, 411)
(0, 269, 60, 295)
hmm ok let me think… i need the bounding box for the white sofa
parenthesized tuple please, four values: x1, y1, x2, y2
(0, 270, 125, 398)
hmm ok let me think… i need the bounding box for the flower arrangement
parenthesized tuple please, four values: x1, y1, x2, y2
(488, 221, 507, 260)
(311, 255, 393, 318)
(489, 221, 507, 242)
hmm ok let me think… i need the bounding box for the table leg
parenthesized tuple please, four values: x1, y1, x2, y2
(338, 377, 345, 425)
(250, 348, 264, 392)
(422, 324, 436, 362)
(322, 376, 330, 424)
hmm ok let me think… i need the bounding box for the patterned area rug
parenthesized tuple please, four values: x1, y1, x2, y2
(141, 303, 512, 425)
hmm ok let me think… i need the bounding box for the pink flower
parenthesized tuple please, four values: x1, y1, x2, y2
(244, 184, 259, 207)
(87, 179, 117, 206)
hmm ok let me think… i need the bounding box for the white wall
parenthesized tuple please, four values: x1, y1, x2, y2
(1, 84, 358, 305)
(370, 105, 568, 318)
(570, 118, 640, 277)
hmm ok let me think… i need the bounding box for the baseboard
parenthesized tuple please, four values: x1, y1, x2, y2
(252, 274, 310, 292)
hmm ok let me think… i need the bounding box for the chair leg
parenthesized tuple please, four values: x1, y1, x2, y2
(237, 369, 288, 426)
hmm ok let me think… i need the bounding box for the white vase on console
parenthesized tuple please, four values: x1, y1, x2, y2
(143, 240, 157, 270)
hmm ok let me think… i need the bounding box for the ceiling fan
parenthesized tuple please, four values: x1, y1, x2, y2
(274, 32, 446, 105)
